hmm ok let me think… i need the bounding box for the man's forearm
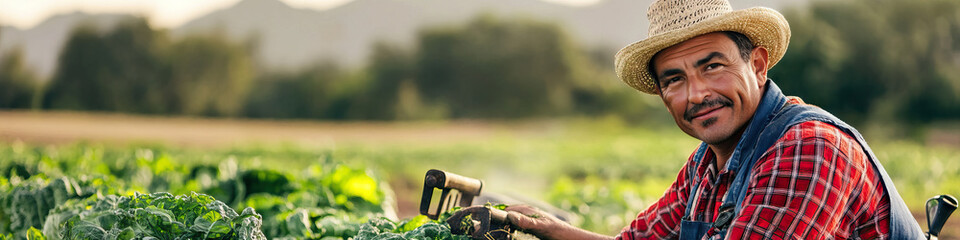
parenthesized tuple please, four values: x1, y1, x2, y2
(505, 205, 615, 240)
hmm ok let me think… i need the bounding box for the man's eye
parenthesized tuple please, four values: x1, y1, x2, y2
(662, 77, 681, 87)
(706, 63, 722, 70)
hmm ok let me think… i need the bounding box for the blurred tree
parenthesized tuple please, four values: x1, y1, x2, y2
(44, 18, 255, 117)
(415, 14, 580, 118)
(347, 41, 427, 120)
(43, 18, 169, 113)
(773, 0, 960, 125)
(0, 48, 39, 109)
(168, 33, 256, 117)
(43, 24, 105, 111)
(245, 62, 350, 119)
(567, 44, 667, 123)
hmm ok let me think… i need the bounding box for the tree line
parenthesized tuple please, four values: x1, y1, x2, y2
(2, 0, 959, 126)
(770, 0, 960, 125)
(0, 14, 655, 121)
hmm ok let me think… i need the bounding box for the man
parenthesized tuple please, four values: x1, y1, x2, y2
(504, 0, 926, 239)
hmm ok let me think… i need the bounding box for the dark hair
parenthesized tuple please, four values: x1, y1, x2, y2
(650, 31, 755, 91)
(722, 31, 754, 62)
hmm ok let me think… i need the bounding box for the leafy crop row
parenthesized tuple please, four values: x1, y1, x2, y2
(0, 144, 528, 240)
(43, 192, 266, 240)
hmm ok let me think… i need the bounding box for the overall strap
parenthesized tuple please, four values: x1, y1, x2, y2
(715, 103, 813, 230)
(707, 81, 790, 231)
(681, 81, 923, 238)
(718, 103, 926, 239)
(682, 80, 789, 222)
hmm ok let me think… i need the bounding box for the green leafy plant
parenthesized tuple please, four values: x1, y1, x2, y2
(355, 217, 470, 240)
(43, 192, 266, 240)
(0, 175, 119, 237)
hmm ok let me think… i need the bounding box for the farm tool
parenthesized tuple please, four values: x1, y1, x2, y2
(926, 194, 957, 240)
(420, 169, 514, 240)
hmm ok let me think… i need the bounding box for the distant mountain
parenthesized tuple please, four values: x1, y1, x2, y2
(0, 12, 136, 79)
(0, 0, 803, 79)
(173, 0, 620, 70)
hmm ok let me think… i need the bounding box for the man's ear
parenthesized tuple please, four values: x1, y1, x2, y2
(750, 46, 769, 87)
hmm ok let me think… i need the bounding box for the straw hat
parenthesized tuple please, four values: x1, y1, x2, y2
(614, 0, 791, 94)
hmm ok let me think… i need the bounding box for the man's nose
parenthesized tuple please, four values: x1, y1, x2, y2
(685, 74, 710, 104)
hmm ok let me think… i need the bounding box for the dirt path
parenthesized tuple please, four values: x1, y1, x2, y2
(0, 110, 516, 147)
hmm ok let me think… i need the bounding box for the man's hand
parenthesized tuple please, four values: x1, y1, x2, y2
(505, 205, 614, 240)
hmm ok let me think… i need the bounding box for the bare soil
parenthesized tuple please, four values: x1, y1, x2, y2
(0, 110, 516, 148)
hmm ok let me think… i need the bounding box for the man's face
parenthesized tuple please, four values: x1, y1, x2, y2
(651, 32, 767, 145)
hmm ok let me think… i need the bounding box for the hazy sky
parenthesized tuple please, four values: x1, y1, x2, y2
(0, 0, 601, 29)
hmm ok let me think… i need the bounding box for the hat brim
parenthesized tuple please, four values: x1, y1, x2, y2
(614, 7, 791, 95)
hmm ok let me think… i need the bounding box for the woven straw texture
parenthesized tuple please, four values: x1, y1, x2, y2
(614, 0, 791, 94)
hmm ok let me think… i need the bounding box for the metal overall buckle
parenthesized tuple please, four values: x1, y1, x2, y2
(712, 204, 735, 231)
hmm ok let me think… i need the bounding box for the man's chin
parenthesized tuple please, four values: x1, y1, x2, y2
(691, 125, 735, 145)
(700, 116, 719, 128)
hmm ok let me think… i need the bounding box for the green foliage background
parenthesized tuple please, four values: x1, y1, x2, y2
(1, 0, 958, 127)
(0, 9, 656, 121)
(771, 0, 960, 126)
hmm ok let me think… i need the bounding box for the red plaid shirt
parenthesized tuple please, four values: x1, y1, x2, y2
(617, 101, 890, 239)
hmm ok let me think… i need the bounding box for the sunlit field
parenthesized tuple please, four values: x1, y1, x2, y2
(2, 113, 957, 238)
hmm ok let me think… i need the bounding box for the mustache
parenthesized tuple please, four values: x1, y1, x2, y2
(683, 97, 733, 122)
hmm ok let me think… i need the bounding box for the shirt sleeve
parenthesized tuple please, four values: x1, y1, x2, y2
(616, 154, 695, 240)
(724, 121, 866, 240)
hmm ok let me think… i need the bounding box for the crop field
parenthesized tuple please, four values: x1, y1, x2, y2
(1, 112, 958, 239)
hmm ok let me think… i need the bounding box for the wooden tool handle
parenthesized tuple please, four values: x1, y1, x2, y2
(442, 171, 483, 196)
(489, 207, 509, 223)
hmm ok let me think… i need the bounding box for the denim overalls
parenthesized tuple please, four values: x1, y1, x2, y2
(678, 81, 925, 239)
